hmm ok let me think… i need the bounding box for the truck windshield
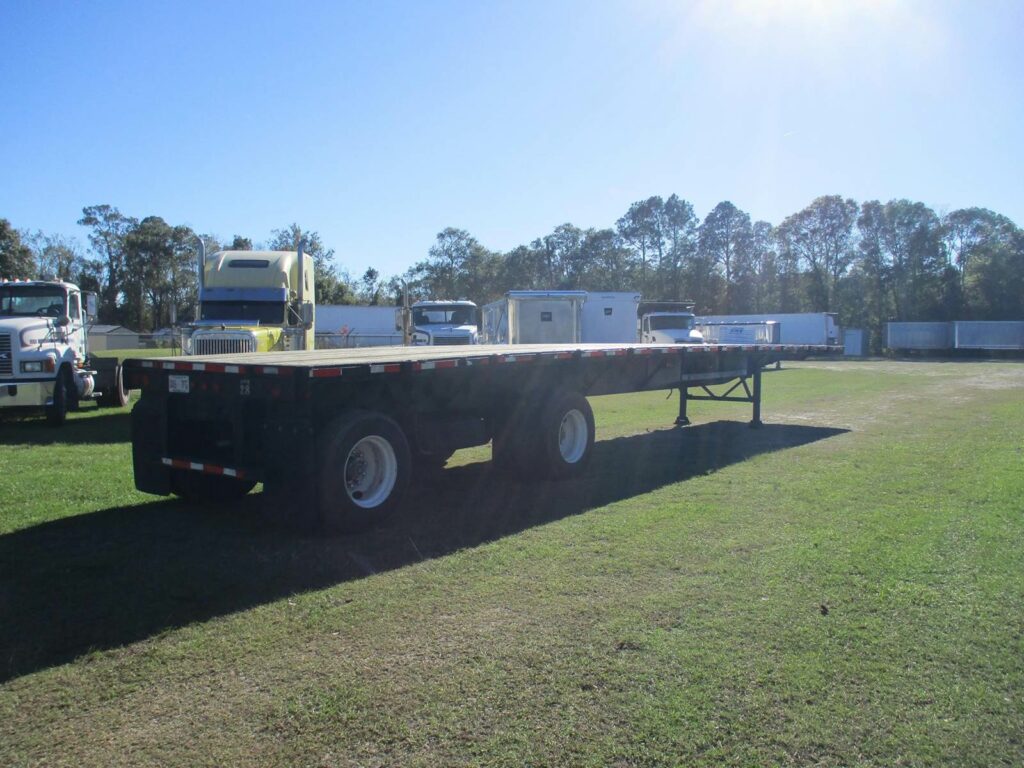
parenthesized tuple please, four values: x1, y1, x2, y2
(649, 315, 693, 331)
(413, 306, 473, 325)
(201, 301, 286, 324)
(0, 286, 67, 318)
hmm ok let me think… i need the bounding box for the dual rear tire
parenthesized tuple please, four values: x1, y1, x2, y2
(315, 410, 412, 533)
(493, 389, 595, 480)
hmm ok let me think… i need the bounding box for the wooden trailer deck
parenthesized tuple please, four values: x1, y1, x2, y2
(125, 341, 836, 378)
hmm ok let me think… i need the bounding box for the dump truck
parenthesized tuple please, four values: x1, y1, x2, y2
(183, 244, 315, 356)
(126, 338, 842, 532)
(0, 279, 128, 425)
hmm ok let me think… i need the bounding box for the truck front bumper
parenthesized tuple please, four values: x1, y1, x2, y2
(0, 379, 56, 409)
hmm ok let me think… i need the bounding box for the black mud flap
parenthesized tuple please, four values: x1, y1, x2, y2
(260, 417, 319, 529)
(131, 397, 171, 495)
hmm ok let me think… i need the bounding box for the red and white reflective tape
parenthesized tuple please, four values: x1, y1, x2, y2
(370, 363, 402, 374)
(310, 367, 343, 378)
(412, 359, 458, 371)
(162, 457, 245, 479)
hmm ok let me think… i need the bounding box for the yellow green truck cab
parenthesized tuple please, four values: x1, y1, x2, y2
(186, 247, 315, 355)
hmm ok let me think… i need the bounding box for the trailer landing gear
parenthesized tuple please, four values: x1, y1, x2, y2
(676, 367, 764, 429)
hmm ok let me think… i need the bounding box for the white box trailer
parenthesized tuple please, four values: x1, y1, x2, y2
(699, 321, 780, 345)
(316, 305, 402, 349)
(953, 321, 1024, 350)
(885, 322, 952, 351)
(580, 292, 642, 343)
(482, 291, 587, 344)
(699, 313, 840, 347)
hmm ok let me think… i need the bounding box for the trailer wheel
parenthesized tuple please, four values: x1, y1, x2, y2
(171, 471, 257, 503)
(317, 410, 411, 533)
(98, 362, 129, 408)
(534, 390, 595, 479)
(45, 367, 72, 427)
(490, 401, 540, 477)
(413, 449, 454, 475)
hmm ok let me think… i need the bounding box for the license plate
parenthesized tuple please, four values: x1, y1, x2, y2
(168, 374, 190, 394)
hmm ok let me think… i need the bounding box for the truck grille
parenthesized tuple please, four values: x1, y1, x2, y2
(433, 336, 471, 346)
(0, 334, 11, 376)
(192, 336, 257, 355)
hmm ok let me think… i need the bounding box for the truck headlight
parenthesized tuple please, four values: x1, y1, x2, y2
(21, 361, 43, 373)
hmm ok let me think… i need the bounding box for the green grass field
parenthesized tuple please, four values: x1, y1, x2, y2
(1, 361, 1022, 767)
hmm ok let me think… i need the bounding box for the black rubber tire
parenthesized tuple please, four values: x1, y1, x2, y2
(316, 410, 411, 534)
(170, 470, 257, 504)
(412, 449, 455, 476)
(45, 368, 71, 427)
(490, 400, 540, 477)
(98, 363, 129, 408)
(532, 389, 595, 479)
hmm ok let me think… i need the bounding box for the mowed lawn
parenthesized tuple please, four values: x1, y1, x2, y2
(0, 360, 1021, 767)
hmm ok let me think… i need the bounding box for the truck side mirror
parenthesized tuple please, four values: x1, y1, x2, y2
(85, 292, 98, 319)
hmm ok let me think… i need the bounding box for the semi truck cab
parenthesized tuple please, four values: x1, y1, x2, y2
(185, 248, 315, 355)
(0, 279, 127, 424)
(640, 311, 704, 344)
(410, 300, 479, 346)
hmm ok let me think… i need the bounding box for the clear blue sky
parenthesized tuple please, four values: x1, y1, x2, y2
(2, 0, 1022, 278)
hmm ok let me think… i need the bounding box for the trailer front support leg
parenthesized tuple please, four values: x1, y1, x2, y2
(675, 386, 690, 427)
(750, 367, 762, 429)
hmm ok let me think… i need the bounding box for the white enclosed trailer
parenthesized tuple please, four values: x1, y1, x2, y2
(316, 305, 402, 348)
(482, 291, 587, 344)
(953, 321, 1024, 350)
(886, 322, 952, 351)
(699, 313, 840, 347)
(580, 292, 642, 343)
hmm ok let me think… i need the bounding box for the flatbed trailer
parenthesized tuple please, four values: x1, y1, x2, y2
(125, 341, 840, 532)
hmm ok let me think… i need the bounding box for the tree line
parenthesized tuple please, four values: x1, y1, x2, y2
(2, 194, 1022, 352)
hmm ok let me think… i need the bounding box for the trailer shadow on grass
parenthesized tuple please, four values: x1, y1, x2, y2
(0, 407, 131, 446)
(0, 420, 845, 683)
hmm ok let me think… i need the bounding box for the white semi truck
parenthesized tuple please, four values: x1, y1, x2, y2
(637, 301, 704, 344)
(409, 300, 479, 345)
(0, 279, 129, 425)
